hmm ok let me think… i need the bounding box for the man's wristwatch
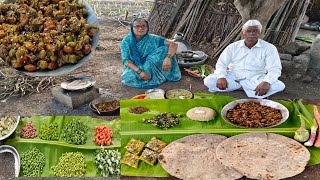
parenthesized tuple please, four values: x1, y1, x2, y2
(136, 69, 143, 75)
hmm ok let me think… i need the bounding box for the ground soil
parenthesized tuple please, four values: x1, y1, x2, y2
(1, 12, 320, 180)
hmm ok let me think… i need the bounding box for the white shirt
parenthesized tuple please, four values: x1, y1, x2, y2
(214, 39, 282, 84)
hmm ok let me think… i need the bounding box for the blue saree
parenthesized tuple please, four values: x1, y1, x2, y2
(120, 21, 181, 89)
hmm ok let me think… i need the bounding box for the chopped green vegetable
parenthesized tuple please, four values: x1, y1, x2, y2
(20, 147, 46, 177)
(95, 148, 121, 177)
(39, 122, 59, 141)
(143, 112, 181, 129)
(61, 119, 88, 145)
(53, 152, 86, 177)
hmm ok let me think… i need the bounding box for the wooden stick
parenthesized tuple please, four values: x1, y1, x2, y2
(174, 0, 197, 34)
(290, 0, 311, 42)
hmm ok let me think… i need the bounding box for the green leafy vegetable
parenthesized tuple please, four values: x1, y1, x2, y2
(61, 119, 88, 145)
(190, 64, 213, 78)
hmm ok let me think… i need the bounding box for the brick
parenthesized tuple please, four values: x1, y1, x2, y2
(51, 86, 100, 109)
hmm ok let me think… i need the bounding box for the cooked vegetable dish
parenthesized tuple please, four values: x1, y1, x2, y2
(143, 112, 181, 129)
(0, 116, 16, 137)
(94, 100, 120, 112)
(121, 151, 140, 168)
(145, 137, 167, 153)
(128, 106, 149, 114)
(165, 89, 193, 99)
(125, 138, 145, 155)
(139, 148, 158, 165)
(226, 101, 282, 128)
(0, 0, 99, 72)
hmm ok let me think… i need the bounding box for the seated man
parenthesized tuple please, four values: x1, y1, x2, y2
(204, 19, 285, 98)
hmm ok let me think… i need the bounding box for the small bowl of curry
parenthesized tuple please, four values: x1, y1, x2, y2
(89, 97, 120, 116)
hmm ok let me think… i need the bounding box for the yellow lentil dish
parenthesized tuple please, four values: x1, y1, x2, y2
(226, 101, 282, 128)
(0, 0, 99, 72)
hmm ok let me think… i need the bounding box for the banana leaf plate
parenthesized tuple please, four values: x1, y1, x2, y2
(120, 95, 320, 177)
(6, 116, 121, 177)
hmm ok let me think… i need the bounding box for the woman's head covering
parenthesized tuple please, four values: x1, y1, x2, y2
(130, 18, 150, 40)
(130, 18, 150, 66)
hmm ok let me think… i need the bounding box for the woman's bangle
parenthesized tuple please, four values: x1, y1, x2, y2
(125, 60, 133, 66)
(136, 69, 143, 75)
(166, 54, 173, 59)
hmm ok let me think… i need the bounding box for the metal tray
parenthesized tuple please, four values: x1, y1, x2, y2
(178, 51, 207, 61)
(60, 76, 96, 91)
(221, 99, 289, 128)
(0, 116, 20, 141)
(0, 145, 20, 177)
(3, 1, 100, 76)
(89, 97, 120, 116)
(177, 54, 208, 68)
(165, 89, 194, 99)
(174, 39, 192, 53)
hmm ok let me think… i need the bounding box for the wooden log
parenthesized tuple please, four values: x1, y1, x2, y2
(264, 0, 290, 40)
(272, 0, 298, 44)
(211, 20, 242, 59)
(189, 0, 210, 42)
(162, 0, 185, 36)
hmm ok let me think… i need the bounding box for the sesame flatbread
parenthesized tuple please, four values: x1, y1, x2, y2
(216, 132, 310, 180)
(158, 134, 243, 180)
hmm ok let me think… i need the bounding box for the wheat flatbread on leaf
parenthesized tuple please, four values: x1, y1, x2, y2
(158, 134, 243, 180)
(216, 132, 310, 180)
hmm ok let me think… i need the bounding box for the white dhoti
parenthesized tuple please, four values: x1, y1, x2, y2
(203, 72, 285, 99)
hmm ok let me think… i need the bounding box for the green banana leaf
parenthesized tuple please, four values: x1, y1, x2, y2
(6, 116, 121, 177)
(120, 95, 320, 177)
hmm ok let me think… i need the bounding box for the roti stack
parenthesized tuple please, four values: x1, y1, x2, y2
(158, 134, 243, 180)
(216, 132, 310, 180)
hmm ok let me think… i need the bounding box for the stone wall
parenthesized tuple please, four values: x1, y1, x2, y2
(280, 41, 320, 82)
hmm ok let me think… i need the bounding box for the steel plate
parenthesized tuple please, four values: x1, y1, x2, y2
(60, 76, 96, 91)
(0, 145, 20, 177)
(2, 1, 100, 76)
(221, 99, 289, 128)
(0, 116, 20, 141)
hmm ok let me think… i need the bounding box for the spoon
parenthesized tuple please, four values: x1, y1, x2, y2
(92, 104, 101, 115)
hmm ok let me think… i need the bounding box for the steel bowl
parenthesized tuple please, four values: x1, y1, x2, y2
(221, 99, 289, 128)
(145, 88, 165, 95)
(0, 145, 20, 178)
(132, 94, 147, 100)
(89, 97, 120, 116)
(0, 116, 20, 141)
(165, 89, 193, 99)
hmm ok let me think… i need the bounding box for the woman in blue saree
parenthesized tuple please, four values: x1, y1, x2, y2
(120, 18, 181, 89)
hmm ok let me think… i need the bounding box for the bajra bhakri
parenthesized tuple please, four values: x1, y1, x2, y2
(216, 132, 310, 180)
(186, 107, 216, 121)
(158, 134, 243, 180)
